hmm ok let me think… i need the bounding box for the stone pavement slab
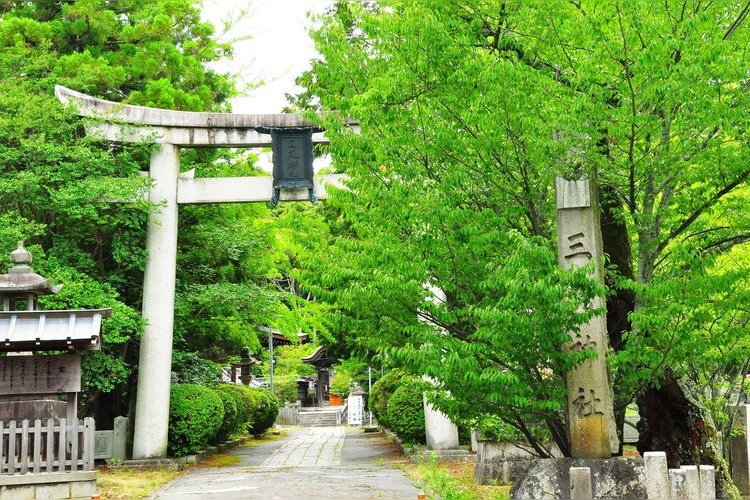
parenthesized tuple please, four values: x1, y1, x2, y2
(148, 426, 426, 499)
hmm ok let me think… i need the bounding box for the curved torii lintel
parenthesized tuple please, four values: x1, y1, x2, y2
(54, 85, 356, 147)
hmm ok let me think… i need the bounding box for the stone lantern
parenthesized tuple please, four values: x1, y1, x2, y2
(232, 347, 260, 386)
(0, 241, 61, 312)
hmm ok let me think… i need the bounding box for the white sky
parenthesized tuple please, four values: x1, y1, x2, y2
(201, 0, 333, 114)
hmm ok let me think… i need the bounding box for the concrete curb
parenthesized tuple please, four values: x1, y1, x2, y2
(379, 426, 474, 464)
(116, 436, 254, 471)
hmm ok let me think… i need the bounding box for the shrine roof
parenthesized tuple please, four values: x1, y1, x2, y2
(301, 346, 336, 368)
(0, 309, 112, 352)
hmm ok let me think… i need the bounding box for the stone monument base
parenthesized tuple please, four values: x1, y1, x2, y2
(510, 457, 646, 499)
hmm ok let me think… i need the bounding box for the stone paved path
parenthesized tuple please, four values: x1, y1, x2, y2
(148, 426, 426, 499)
(261, 427, 344, 467)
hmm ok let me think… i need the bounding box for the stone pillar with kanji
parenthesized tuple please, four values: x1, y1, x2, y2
(555, 175, 619, 458)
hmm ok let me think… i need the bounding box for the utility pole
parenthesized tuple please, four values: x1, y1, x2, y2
(268, 328, 274, 392)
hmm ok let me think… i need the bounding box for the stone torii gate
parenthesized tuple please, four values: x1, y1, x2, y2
(55, 86, 350, 459)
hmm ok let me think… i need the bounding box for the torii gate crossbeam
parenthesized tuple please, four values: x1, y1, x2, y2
(55, 86, 352, 459)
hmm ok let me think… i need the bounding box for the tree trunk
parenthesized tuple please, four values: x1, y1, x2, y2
(600, 185, 738, 496)
(636, 370, 738, 498)
(600, 184, 635, 455)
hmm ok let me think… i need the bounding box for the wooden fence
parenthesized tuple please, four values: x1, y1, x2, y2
(0, 418, 95, 474)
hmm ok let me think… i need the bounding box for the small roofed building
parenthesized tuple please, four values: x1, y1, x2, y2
(0, 241, 111, 422)
(301, 346, 337, 407)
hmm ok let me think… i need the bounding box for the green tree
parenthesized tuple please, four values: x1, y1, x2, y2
(295, 0, 750, 485)
(0, 0, 235, 425)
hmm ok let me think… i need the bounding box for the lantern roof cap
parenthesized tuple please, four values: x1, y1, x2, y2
(0, 242, 62, 295)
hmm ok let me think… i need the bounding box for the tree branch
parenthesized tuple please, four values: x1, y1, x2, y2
(657, 169, 750, 254)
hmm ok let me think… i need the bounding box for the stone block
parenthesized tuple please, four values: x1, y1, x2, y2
(569, 467, 592, 499)
(644, 451, 669, 499)
(423, 398, 459, 450)
(670, 468, 687, 499)
(35, 482, 70, 499)
(681, 465, 700, 498)
(700, 465, 716, 500)
(69, 479, 96, 499)
(510, 457, 646, 499)
(94, 430, 114, 459)
(112, 416, 127, 462)
(730, 404, 750, 495)
(0, 485, 35, 500)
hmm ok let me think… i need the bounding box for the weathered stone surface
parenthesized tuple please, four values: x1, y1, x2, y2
(510, 457, 646, 499)
(730, 404, 750, 495)
(644, 451, 669, 499)
(423, 397, 459, 450)
(555, 175, 618, 457)
(474, 441, 559, 485)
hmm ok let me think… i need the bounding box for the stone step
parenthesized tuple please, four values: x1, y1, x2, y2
(297, 410, 340, 427)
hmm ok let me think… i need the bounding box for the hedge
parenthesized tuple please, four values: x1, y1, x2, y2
(369, 370, 404, 429)
(386, 377, 427, 445)
(246, 387, 280, 435)
(213, 384, 246, 442)
(221, 384, 255, 431)
(168, 384, 225, 457)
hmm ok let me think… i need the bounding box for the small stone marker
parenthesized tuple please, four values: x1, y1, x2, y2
(644, 451, 670, 499)
(682, 465, 701, 498)
(700, 465, 717, 500)
(670, 468, 687, 499)
(555, 175, 618, 458)
(569, 466, 592, 499)
(731, 404, 750, 495)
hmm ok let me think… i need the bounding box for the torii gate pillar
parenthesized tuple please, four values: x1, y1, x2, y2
(134, 144, 180, 458)
(56, 86, 351, 459)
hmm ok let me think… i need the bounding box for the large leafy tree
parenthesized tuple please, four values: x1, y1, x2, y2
(0, 0, 237, 424)
(294, 0, 750, 481)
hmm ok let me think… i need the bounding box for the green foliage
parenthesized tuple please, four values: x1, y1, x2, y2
(386, 377, 427, 445)
(329, 371, 352, 397)
(213, 385, 245, 442)
(245, 387, 280, 436)
(369, 370, 404, 429)
(270, 376, 299, 405)
(82, 351, 130, 395)
(271, 343, 318, 403)
(167, 384, 224, 457)
(295, 0, 750, 458)
(171, 351, 222, 386)
(220, 384, 255, 432)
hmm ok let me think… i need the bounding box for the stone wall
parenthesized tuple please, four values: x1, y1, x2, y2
(474, 441, 559, 485)
(0, 471, 96, 500)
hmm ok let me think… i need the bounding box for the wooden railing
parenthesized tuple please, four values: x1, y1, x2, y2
(0, 418, 95, 474)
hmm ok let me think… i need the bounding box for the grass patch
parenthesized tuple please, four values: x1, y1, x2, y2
(96, 467, 182, 499)
(200, 453, 241, 467)
(403, 458, 511, 500)
(240, 427, 290, 447)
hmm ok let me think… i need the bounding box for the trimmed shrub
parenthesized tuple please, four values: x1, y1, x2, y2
(386, 377, 427, 444)
(222, 384, 253, 426)
(213, 384, 245, 442)
(369, 370, 404, 429)
(246, 387, 280, 435)
(168, 384, 225, 457)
